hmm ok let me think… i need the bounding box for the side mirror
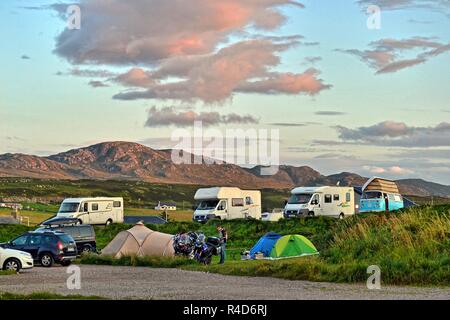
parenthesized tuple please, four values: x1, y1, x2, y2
(283, 200, 288, 206)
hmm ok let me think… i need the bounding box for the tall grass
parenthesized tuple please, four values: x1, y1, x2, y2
(84, 205, 450, 285)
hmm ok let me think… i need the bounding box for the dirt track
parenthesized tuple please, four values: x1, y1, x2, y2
(0, 265, 448, 300)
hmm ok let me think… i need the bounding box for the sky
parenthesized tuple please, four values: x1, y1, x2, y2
(1, 0, 450, 184)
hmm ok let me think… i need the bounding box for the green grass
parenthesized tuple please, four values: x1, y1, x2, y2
(0, 224, 33, 243)
(81, 253, 198, 268)
(0, 270, 17, 276)
(0, 292, 105, 300)
(81, 205, 450, 286)
(0, 177, 290, 210)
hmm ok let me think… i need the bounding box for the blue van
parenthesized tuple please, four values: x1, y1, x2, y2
(359, 177, 404, 213)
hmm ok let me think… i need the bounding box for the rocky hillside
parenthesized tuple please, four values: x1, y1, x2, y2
(0, 142, 449, 197)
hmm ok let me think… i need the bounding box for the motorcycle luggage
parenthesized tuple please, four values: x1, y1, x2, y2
(206, 236, 221, 246)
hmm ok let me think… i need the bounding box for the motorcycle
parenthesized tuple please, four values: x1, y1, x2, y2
(193, 234, 222, 265)
(173, 231, 198, 258)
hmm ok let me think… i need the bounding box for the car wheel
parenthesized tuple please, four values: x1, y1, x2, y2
(60, 260, 71, 267)
(105, 219, 113, 226)
(82, 244, 92, 253)
(339, 213, 345, 219)
(77, 219, 83, 225)
(40, 253, 54, 268)
(3, 258, 21, 272)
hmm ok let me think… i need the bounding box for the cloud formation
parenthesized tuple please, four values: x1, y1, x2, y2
(113, 40, 330, 103)
(88, 80, 109, 88)
(363, 165, 414, 175)
(145, 106, 259, 127)
(357, 0, 450, 16)
(315, 111, 346, 116)
(338, 37, 450, 74)
(54, 0, 303, 65)
(334, 121, 450, 147)
(51, 0, 330, 103)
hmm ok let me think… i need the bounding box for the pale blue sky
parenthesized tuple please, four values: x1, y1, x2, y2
(1, 0, 449, 183)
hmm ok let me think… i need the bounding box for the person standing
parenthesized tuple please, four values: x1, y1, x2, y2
(217, 226, 228, 264)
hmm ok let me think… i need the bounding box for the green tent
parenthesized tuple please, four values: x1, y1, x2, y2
(269, 235, 319, 259)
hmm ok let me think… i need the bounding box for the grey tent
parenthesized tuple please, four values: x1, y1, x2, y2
(101, 222, 175, 258)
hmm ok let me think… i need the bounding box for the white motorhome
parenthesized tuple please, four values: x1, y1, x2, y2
(193, 187, 261, 222)
(284, 186, 356, 219)
(56, 197, 124, 225)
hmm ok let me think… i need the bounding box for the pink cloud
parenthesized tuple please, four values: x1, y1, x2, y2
(114, 40, 330, 103)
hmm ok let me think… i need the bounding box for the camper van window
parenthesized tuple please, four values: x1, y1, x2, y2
(232, 198, 244, 207)
(245, 197, 253, 205)
(364, 192, 382, 199)
(288, 194, 312, 204)
(91, 203, 99, 211)
(58, 202, 80, 213)
(346, 193, 351, 202)
(80, 203, 88, 212)
(113, 201, 121, 208)
(325, 195, 332, 203)
(197, 200, 219, 210)
(333, 194, 340, 201)
(394, 194, 402, 202)
(388, 194, 395, 201)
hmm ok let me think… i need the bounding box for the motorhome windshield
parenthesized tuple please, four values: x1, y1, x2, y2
(363, 192, 382, 199)
(197, 200, 220, 210)
(288, 193, 312, 204)
(58, 202, 80, 213)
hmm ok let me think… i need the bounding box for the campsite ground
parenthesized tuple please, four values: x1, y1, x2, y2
(0, 265, 449, 300)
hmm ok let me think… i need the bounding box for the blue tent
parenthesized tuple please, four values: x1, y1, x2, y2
(249, 232, 282, 259)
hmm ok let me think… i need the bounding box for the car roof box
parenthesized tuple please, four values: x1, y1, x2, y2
(41, 217, 80, 226)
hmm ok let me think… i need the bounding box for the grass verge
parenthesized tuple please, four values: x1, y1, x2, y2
(82, 205, 450, 286)
(0, 292, 105, 300)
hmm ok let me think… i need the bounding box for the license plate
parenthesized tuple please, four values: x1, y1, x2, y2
(67, 248, 75, 252)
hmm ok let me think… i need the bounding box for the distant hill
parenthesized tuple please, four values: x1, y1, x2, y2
(0, 141, 449, 197)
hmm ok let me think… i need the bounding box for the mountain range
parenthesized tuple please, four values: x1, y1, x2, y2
(0, 141, 449, 197)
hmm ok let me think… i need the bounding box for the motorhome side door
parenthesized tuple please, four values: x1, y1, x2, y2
(217, 200, 228, 219)
(311, 194, 322, 215)
(79, 202, 90, 223)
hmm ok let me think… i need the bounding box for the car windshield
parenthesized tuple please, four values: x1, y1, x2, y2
(197, 200, 219, 210)
(58, 202, 80, 213)
(288, 193, 312, 204)
(363, 192, 382, 199)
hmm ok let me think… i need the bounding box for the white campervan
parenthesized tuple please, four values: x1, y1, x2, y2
(284, 186, 356, 219)
(56, 197, 124, 225)
(193, 187, 261, 222)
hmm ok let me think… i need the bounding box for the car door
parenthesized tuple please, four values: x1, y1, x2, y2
(9, 234, 30, 253)
(26, 234, 43, 259)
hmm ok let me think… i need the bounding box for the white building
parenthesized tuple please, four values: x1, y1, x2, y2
(155, 201, 177, 211)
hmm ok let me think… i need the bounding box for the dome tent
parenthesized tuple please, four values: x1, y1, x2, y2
(269, 235, 318, 259)
(101, 222, 175, 258)
(249, 232, 282, 259)
(250, 233, 319, 260)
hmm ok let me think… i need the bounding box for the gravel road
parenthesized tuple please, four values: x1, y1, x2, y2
(1, 265, 449, 300)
